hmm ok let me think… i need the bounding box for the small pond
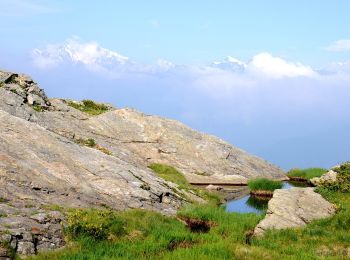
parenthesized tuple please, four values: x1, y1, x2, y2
(224, 181, 306, 214)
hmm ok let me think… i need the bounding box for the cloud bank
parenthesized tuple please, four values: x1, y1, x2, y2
(29, 38, 350, 169)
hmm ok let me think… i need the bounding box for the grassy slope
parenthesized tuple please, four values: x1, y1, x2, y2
(30, 164, 350, 260)
(287, 168, 328, 180)
(148, 163, 221, 205)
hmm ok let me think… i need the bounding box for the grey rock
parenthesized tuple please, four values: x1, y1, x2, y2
(206, 184, 222, 191)
(254, 188, 336, 236)
(17, 241, 35, 255)
(30, 213, 49, 224)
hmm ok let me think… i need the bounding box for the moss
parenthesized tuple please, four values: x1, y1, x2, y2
(67, 99, 109, 115)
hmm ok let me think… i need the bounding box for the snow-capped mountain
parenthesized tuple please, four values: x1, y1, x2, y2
(32, 38, 129, 69)
(212, 56, 247, 72)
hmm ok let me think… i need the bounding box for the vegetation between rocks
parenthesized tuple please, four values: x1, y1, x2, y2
(318, 162, 350, 192)
(27, 162, 350, 259)
(76, 138, 113, 155)
(148, 163, 220, 205)
(67, 99, 109, 115)
(287, 167, 327, 181)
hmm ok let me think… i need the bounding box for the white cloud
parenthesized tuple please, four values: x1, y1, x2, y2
(32, 38, 129, 70)
(0, 0, 59, 16)
(325, 39, 350, 52)
(247, 52, 316, 78)
(156, 59, 175, 71)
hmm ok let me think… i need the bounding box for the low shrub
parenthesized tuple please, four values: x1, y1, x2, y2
(66, 209, 125, 240)
(247, 178, 282, 191)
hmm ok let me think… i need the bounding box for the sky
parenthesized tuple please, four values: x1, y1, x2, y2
(1, 0, 350, 170)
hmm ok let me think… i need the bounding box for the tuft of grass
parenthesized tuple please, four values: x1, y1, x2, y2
(148, 163, 191, 190)
(67, 99, 109, 115)
(10, 89, 18, 94)
(0, 197, 8, 203)
(76, 138, 112, 155)
(41, 204, 64, 212)
(247, 178, 282, 191)
(32, 104, 44, 112)
(287, 167, 327, 180)
(76, 138, 96, 148)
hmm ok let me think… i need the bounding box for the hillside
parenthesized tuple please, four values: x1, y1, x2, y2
(0, 70, 285, 255)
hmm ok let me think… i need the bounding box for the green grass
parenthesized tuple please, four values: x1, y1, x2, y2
(32, 104, 44, 112)
(247, 178, 283, 191)
(28, 188, 350, 260)
(148, 163, 191, 190)
(75, 138, 113, 155)
(67, 99, 109, 115)
(287, 167, 328, 180)
(148, 163, 220, 205)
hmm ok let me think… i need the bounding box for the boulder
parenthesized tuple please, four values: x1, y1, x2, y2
(254, 187, 336, 236)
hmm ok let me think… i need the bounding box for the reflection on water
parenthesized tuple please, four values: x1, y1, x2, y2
(225, 181, 300, 214)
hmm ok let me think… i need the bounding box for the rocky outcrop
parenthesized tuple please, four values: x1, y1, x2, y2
(310, 170, 338, 187)
(0, 204, 64, 255)
(0, 71, 285, 185)
(254, 188, 336, 236)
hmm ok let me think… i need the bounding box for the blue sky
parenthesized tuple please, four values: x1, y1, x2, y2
(1, 0, 350, 169)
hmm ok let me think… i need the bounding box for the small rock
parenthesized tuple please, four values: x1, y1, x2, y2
(30, 213, 48, 224)
(205, 184, 222, 191)
(17, 241, 35, 255)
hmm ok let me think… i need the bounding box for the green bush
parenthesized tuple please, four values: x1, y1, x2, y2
(66, 209, 125, 240)
(287, 168, 327, 180)
(67, 99, 109, 115)
(247, 178, 282, 191)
